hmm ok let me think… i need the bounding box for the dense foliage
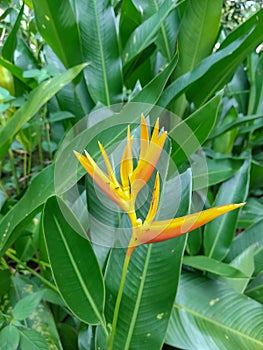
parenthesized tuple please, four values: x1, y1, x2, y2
(0, 1, 263, 349)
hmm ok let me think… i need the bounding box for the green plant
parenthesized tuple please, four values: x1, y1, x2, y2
(0, 1, 263, 349)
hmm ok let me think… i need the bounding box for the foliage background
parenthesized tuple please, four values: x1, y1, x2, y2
(0, 0, 263, 349)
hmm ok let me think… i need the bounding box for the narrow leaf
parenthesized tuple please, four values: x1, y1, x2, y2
(183, 255, 247, 278)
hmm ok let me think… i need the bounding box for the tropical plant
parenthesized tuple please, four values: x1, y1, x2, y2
(0, 0, 263, 349)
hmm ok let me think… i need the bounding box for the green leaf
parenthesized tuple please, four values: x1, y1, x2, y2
(0, 56, 35, 88)
(0, 325, 20, 350)
(158, 9, 263, 109)
(238, 198, 263, 228)
(221, 245, 255, 293)
(119, 0, 141, 48)
(246, 272, 263, 303)
(173, 0, 223, 77)
(204, 159, 250, 260)
(0, 57, 177, 258)
(209, 114, 263, 139)
(103, 170, 191, 349)
(11, 275, 63, 349)
(186, 9, 263, 105)
(76, 0, 123, 105)
(13, 290, 44, 321)
(213, 106, 238, 154)
(193, 155, 243, 190)
(20, 329, 49, 350)
(0, 63, 87, 160)
(183, 255, 247, 278)
(32, 0, 83, 68)
(2, 4, 24, 61)
(169, 93, 221, 167)
(122, 0, 177, 65)
(248, 52, 263, 114)
(226, 218, 263, 265)
(154, 2, 178, 61)
(0, 165, 54, 257)
(166, 272, 263, 350)
(42, 196, 105, 327)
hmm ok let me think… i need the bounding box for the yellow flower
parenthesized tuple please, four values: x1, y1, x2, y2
(74, 115, 245, 255)
(74, 114, 167, 219)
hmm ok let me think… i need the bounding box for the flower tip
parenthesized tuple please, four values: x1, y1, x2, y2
(73, 150, 81, 159)
(235, 202, 246, 208)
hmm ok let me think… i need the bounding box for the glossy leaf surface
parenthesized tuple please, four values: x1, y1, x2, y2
(42, 196, 105, 326)
(166, 272, 263, 350)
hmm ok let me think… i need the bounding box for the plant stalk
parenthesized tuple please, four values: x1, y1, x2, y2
(107, 245, 134, 349)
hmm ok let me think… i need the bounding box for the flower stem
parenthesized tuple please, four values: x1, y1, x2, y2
(108, 245, 134, 349)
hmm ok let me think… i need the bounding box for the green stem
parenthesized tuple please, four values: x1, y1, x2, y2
(108, 246, 134, 349)
(6, 250, 57, 292)
(38, 136, 44, 168)
(8, 149, 20, 196)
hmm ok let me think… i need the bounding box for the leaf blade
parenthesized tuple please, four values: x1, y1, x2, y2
(42, 196, 105, 327)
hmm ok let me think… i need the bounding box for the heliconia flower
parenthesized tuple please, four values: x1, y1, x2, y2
(133, 203, 246, 247)
(74, 114, 167, 217)
(127, 170, 245, 253)
(74, 117, 245, 257)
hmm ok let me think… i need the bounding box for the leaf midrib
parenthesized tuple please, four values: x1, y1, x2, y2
(53, 215, 103, 325)
(174, 303, 263, 345)
(92, 0, 110, 106)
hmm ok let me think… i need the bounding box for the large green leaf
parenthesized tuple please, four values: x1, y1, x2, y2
(246, 272, 263, 303)
(0, 56, 177, 258)
(75, 0, 123, 105)
(166, 272, 263, 350)
(103, 170, 191, 349)
(204, 159, 250, 260)
(173, 0, 222, 77)
(193, 155, 243, 190)
(225, 218, 263, 267)
(169, 93, 221, 167)
(0, 63, 87, 160)
(158, 9, 263, 109)
(122, 0, 177, 65)
(132, 0, 178, 61)
(186, 8, 263, 105)
(42, 196, 106, 328)
(119, 0, 141, 49)
(32, 0, 83, 68)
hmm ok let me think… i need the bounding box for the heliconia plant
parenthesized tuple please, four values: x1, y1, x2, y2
(74, 115, 244, 348)
(1, 1, 263, 349)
